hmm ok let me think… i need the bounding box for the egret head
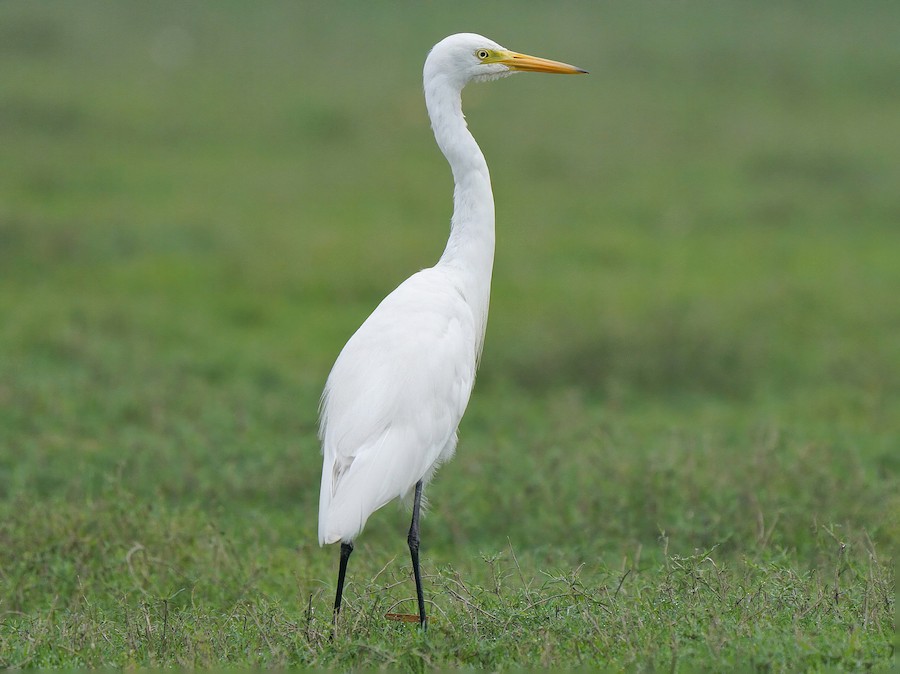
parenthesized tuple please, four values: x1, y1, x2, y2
(424, 33, 587, 90)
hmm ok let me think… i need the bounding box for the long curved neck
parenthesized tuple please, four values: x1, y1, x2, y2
(425, 75, 495, 290)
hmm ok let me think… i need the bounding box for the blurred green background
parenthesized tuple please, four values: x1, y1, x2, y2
(0, 1, 897, 666)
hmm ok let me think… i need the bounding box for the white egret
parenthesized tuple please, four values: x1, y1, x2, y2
(318, 33, 586, 628)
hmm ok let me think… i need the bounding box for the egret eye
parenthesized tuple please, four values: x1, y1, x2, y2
(476, 49, 490, 60)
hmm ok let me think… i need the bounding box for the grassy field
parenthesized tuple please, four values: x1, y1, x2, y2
(1, 1, 897, 669)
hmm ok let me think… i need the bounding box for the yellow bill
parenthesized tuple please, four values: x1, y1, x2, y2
(496, 50, 588, 75)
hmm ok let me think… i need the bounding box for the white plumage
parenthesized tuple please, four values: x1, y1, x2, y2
(318, 267, 478, 544)
(317, 33, 585, 627)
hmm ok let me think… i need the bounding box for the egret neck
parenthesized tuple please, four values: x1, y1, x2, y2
(425, 72, 495, 342)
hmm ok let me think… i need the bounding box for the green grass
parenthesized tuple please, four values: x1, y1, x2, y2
(0, 1, 896, 669)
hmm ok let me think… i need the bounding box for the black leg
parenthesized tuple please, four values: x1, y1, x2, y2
(333, 541, 354, 622)
(407, 479, 427, 629)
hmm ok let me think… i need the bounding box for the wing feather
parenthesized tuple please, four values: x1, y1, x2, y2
(318, 268, 478, 544)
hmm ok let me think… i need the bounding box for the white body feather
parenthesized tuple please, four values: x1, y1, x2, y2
(318, 267, 482, 544)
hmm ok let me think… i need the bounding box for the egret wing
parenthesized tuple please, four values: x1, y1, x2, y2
(318, 268, 478, 544)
